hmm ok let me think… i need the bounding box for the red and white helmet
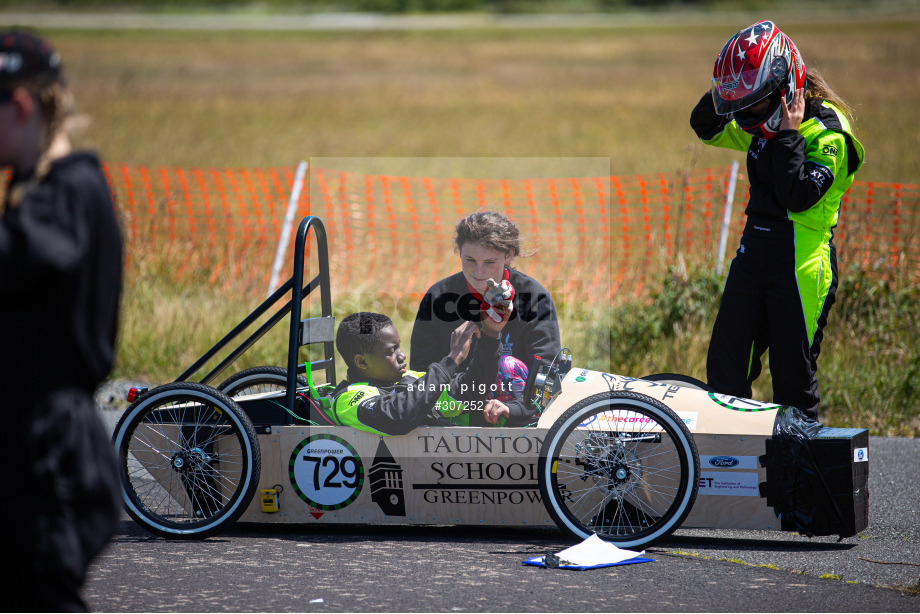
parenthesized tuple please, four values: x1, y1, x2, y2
(711, 20, 806, 139)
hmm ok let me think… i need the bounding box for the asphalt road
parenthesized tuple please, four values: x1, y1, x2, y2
(86, 408, 920, 612)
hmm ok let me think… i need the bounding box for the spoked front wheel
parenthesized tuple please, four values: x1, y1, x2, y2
(539, 391, 699, 549)
(112, 382, 261, 539)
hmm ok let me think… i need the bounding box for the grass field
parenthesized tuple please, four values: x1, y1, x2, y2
(49, 16, 920, 183)
(9, 12, 919, 434)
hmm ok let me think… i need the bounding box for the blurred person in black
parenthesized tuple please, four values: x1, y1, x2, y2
(0, 29, 123, 612)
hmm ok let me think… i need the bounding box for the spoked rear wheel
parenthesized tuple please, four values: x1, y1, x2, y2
(112, 382, 261, 539)
(217, 366, 308, 398)
(539, 391, 699, 549)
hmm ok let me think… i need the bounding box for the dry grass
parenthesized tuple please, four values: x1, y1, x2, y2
(51, 20, 920, 183)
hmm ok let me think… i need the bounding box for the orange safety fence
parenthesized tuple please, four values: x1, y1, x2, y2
(4, 164, 919, 305)
(105, 165, 300, 290)
(110, 164, 743, 305)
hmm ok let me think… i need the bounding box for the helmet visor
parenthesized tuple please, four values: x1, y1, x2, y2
(711, 68, 784, 116)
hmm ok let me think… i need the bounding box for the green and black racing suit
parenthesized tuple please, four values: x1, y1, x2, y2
(321, 334, 520, 436)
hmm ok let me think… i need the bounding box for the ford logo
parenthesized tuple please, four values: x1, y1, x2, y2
(708, 456, 740, 468)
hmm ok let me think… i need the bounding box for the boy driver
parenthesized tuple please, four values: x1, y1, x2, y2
(322, 310, 518, 436)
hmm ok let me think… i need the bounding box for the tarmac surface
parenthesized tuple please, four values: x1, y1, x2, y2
(88, 401, 920, 612)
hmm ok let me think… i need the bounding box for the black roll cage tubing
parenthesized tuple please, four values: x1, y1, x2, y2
(174, 215, 335, 414)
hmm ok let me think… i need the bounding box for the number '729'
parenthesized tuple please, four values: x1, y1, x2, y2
(302, 455, 361, 490)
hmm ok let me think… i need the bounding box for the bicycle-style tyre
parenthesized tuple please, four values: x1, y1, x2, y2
(217, 366, 308, 398)
(538, 391, 699, 549)
(640, 372, 711, 391)
(112, 382, 261, 539)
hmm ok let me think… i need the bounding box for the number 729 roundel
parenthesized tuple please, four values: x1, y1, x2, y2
(289, 434, 365, 511)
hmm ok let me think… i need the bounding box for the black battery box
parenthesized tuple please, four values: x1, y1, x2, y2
(759, 407, 869, 539)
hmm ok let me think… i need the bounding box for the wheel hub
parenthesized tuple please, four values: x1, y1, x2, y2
(601, 443, 641, 496)
(613, 464, 630, 483)
(172, 447, 212, 472)
(576, 436, 642, 494)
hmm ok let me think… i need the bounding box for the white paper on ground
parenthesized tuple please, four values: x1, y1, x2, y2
(554, 534, 646, 566)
